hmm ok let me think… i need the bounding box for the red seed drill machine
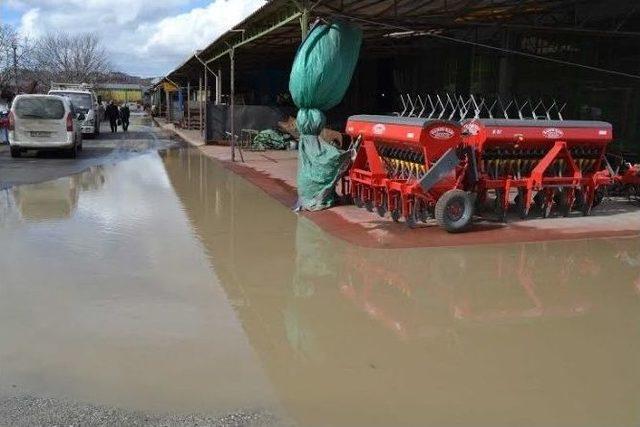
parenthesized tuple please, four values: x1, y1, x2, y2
(346, 95, 618, 232)
(616, 162, 640, 201)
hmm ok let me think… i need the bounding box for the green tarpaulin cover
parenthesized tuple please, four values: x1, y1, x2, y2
(251, 129, 292, 151)
(289, 21, 362, 211)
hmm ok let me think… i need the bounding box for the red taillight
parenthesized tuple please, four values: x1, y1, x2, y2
(8, 111, 14, 131)
(66, 112, 73, 132)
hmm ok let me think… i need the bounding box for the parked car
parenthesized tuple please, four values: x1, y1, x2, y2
(8, 94, 83, 158)
(49, 83, 103, 138)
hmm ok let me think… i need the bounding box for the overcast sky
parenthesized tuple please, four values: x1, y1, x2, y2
(1, 0, 267, 78)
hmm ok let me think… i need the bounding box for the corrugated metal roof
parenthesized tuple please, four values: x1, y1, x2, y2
(161, 0, 632, 85)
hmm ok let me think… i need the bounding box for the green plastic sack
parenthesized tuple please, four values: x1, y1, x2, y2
(251, 129, 291, 151)
(289, 21, 362, 211)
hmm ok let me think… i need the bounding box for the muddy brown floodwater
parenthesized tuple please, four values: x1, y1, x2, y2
(1, 146, 639, 427)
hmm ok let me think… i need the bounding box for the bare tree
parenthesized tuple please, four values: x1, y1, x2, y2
(33, 32, 111, 84)
(0, 24, 35, 95)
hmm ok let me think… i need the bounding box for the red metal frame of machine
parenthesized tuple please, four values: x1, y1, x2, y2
(347, 115, 465, 228)
(346, 113, 618, 233)
(617, 163, 640, 197)
(462, 118, 614, 219)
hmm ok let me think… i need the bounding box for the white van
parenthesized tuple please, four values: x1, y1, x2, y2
(49, 83, 102, 138)
(8, 94, 83, 158)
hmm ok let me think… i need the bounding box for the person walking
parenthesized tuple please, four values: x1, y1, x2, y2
(105, 101, 120, 133)
(120, 103, 130, 132)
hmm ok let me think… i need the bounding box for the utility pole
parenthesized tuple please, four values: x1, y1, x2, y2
(12, 38, 18, 93)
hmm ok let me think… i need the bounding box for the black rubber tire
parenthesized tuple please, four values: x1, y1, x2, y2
(435, 189, 475, 233)
(66, 143, 78, 159)
(390, 209, 401, 222)
(10, 146, 21, 158)
(353, 196, 364, 208)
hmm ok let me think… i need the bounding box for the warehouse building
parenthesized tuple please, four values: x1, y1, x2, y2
(151, 0, 640, 157)
(96, 83, 144, 103)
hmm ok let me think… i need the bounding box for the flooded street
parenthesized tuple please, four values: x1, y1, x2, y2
(1, 138, 640, 426)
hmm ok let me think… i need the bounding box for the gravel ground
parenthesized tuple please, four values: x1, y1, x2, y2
(0, 395, 286, 427)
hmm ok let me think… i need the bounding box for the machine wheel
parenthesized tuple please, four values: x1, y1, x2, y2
(10, 146, 21, 158)
(353, 194, 364, 208)
(66, 142, 78, 159)
(435, 189, 475, 233)
(390, 209, 401, 222)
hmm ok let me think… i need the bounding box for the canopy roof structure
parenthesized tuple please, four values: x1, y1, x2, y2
(163, 0, 640, 85)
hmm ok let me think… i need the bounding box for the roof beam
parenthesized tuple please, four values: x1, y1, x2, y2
(205, 10, 302, 65)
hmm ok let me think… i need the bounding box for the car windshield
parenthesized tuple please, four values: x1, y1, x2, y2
(49, 92, 92, 111)
(15, 97, 65, 120)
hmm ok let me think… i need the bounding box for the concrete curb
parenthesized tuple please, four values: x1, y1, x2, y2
(152, 117, 206, 147)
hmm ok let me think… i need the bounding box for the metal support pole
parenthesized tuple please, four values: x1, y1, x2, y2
(166, 89, 171, 122)
(187, 81, 191, 128)
(230, 48, 235, 162)
(300, 3, 309, 38)
(204, 66, 208, 139)
(199, 74, 203, 133)
(194, 51, 220, 108)
(217, 68, 222, 105)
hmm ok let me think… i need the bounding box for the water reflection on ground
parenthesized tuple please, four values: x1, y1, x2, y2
(0, 152, 278, 420)
(0, 147, 638, 427)
(163, 147, 640, 427)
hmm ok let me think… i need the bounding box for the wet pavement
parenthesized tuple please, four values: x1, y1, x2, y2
(0, 117, 180, 189)
(1, 125, 639, 426)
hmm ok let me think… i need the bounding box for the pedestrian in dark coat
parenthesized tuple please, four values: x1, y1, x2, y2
(105, 101, 120, 133)
(120, 104, 130, 132)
